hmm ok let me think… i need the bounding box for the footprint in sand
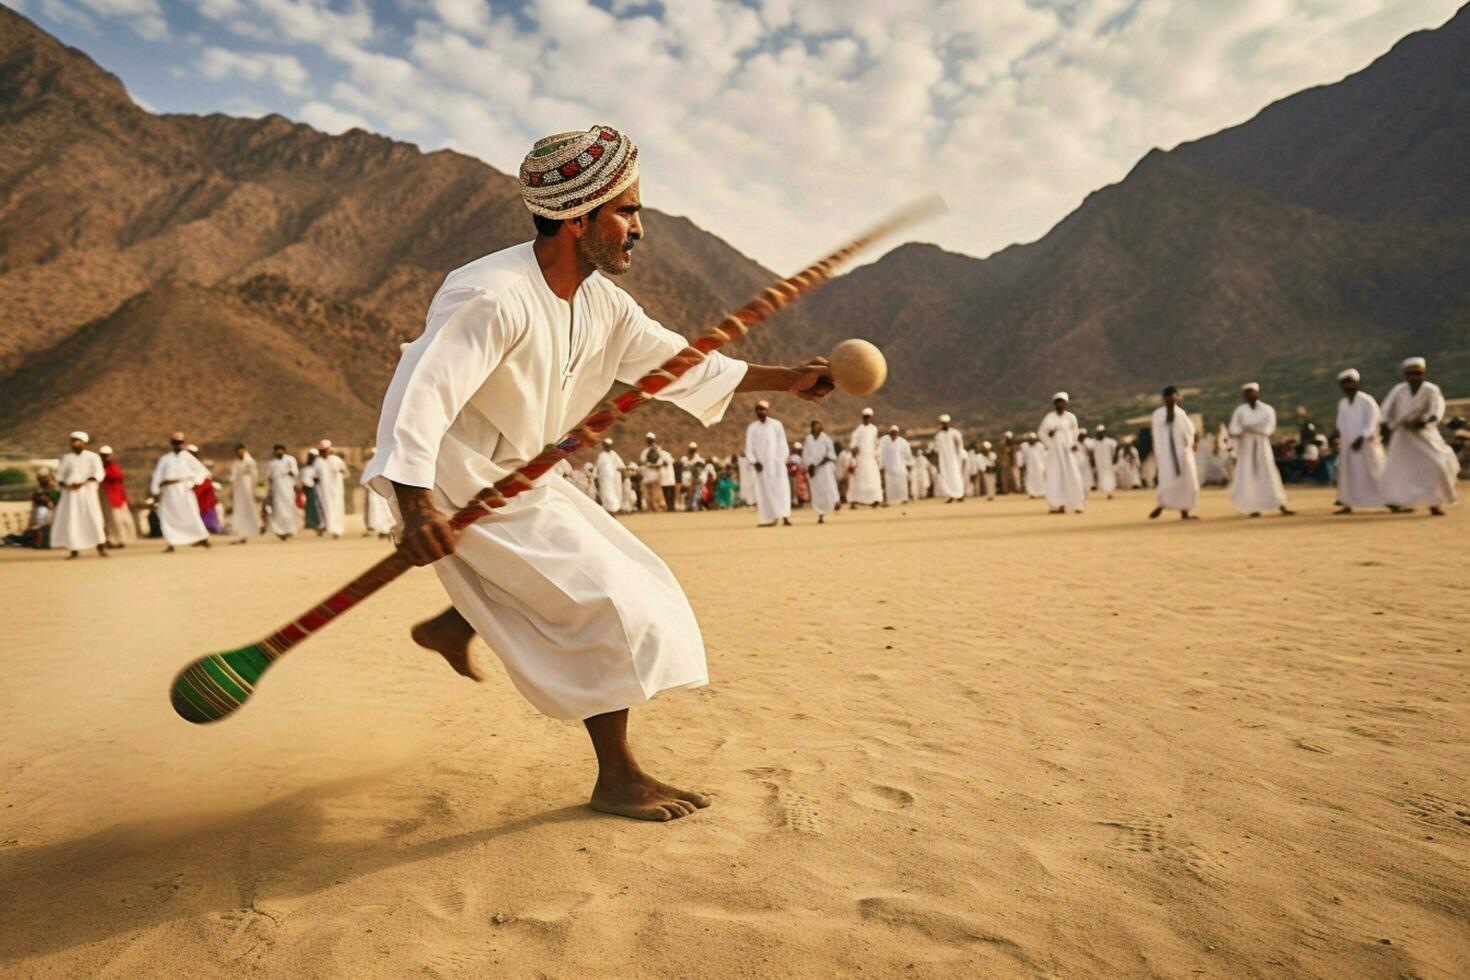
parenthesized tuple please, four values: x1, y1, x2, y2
(852, 783, 915, 812)
(427, 880, 471, 920)
(1098, 816, 1215, 881)
(423, 942, 499, 978)
(748, 769, 824, 833)
(856, 896, 1029, 962)
(1396, 793, 1470, 833)
(1347, 724, 1398, 745)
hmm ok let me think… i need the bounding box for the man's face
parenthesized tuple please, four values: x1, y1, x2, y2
(756, 405, 768, 421)
(811, 422, 822, 436)
(236, 447, 247, 458)
(274, 447, 285, 457)
(1405, 366, 1426, 384)
(1165, 392, 1180, 408)
(1244, 390, 1258, 405)
(1340, 378, 1358, 396)
(171, 439, 184, 452)
(69, 438, 84, 452)
(574, 180, 643, 276)
(1053, 399, 1066, 413)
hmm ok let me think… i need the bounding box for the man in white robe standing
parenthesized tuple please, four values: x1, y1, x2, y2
(847, 408, 883, 509)
(1115, 440, 1141, 490)
(910, 447, 934, 499)
(264, 444, 299, 539)
(230, 443, 262, 543)
(977, 441, 998, 500)
(1332, 369, 1386, 515)
(1038, 394, 1086, 514)
(638, 434, 663, 512)
(312, 439, 348, 538)
(679, 443, 706, 511)
(52, 431, 107, 559)
(595, 438, 626, 514)
(1149, 387, 1200, 520)
(801, 420, 839, 523)
(1077, 425, 1097, 491)
(1091, 426, 1117, 499)
(150, 431, 212, 550)
(362, 127, 834, 822)
(879, 424, 914, 505)
(1022, 433, 1047, 497)
(1227, 383, 1293, 517)
(745, 400, 793, 526)
(933, 414, 966, 503)
(737, 453, 758, 507)
(1379, 357, 1458, 515)
(363, 448, 395, 536)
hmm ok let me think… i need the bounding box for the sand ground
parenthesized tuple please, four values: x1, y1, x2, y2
(1, 485, 1466, 978)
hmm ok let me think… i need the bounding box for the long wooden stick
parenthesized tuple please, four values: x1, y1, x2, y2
(170, 197, 942, 723)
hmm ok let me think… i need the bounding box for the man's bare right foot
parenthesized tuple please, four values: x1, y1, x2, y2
(411, 609, 483, 681)
(590, 770, 711, 822)
(1148, 506, 1163, 520)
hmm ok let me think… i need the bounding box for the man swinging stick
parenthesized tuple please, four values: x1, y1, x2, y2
(362, 126, 834, 821)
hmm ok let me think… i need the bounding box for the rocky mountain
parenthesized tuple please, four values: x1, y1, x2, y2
(0, 5, 877, 459)
(2, 3, 1466, 461)
(797, 3, 1470, 430)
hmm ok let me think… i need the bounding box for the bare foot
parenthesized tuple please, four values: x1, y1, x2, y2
(1148, 506, 1163, 520)
(1333, 507, 1352, 515)
(1280, 507, 1295, 516)
(590, 769, 711, 822)
(1430, 506, 1446, 516)
(410, 611, 484, 681)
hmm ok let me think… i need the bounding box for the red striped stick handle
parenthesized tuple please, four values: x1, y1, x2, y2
(251, 198, 942, 657)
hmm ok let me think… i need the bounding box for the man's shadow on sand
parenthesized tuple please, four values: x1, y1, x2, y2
(0, 774, 596, 963)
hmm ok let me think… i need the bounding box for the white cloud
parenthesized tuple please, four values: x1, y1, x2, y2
(297, 99, 371, 134)
(72, 0, 168, 39)
(198, 46, 311, 97)
(45, 0, 1470, 269)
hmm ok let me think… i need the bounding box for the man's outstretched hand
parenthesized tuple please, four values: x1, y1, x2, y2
(789, 356, 834, 402)
(393, 483, 457, 566)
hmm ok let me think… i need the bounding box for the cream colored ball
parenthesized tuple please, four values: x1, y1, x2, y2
(828, 339, 888, 396)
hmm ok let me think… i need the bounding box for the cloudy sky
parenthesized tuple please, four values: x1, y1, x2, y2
(12, 0, 1462, 270)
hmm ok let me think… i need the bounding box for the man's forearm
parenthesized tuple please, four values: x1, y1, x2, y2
(392, 481, 439, 516)
(736, 364, 804, 392)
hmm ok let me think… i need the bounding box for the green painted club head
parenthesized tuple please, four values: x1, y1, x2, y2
(170, 643, 273, 724)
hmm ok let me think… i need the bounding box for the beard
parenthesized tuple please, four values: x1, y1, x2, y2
(577, 229, 633, 276)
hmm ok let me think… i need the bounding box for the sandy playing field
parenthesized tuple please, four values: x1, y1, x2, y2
(1, 485, 1466, 978)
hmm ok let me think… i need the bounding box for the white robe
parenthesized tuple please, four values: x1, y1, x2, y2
(1151, 406, 1200, 511)
(848, 422, 882, 505)
(737, 455, 758, 505)
(879, 435, 913, 503)
(1092, 437, 1118, 494)
(230, 454, 261, 537)
(933, 427, 967, 500)
(1228, 401, 1288, 513)
(149, 449, 210, 545)
(595, 450, 625, 513)
(1039, 411, 1086, 510)
(313, 454, 348, 536)
(745, 417, 792, 522)
(1379, 381, 1458, 508)
(801, 432, 840, 515)
(1022, 442, 1047, 497)
(911, 454, 933, 499)
(1079, 436, 1097, 490)
(52, 450, 105, 551)
(362, 241, 745, 720)
(1115, 445, 1141, 490)
(265, 455, 299, 535)
(1335, 392, 1386, 508)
